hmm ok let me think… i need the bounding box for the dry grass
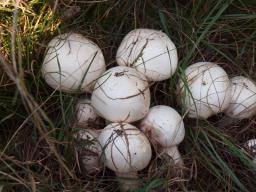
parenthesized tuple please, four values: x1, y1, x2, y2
(0, 0, 256, 191)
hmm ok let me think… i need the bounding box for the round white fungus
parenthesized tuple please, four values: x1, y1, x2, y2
(91, 66, 150, 123)
(225, 76, 256, 119)
(177, 62, 231, 119)
(140, 105, 185, 165)
(42, 33, 106, 93)
(116, 28, 178, 81)
(98, 123, 152, 191)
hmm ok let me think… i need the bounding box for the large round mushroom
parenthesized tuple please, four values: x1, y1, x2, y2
(41, 33, 106, 93)
(98, 123, 152, 191)
(91, 66, 150, 123)
(116, 28, 178, 81)
(177, 62, 231, 119)
(140, 105, 185, 165)
(225, 76, 256, 119)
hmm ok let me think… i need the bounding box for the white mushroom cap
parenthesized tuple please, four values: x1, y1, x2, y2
(76, 98, 98, 127)
(74, 129, 100, 154)
(98, 123, 152, 173)
(177, 62, 231, 119)
(140, 105, 185, 148)
(225, 76, 256, 119)
(91, 66, 150, 123)
(116, 28, 178, 81)
(41, 33, 106, 93)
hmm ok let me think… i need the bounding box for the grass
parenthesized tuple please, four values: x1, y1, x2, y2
(0, 0, 256, 191)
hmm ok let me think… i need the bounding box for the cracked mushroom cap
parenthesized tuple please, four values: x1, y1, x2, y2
(225, 76, 256, 119)
(76, 98, 99, 127)
(74, 129, 102, 174)
(98, 123, 152, 173)
(41, 33, 106, 93)
(177, 62, 231, 119)
(91, 66, 150, 123)
(140, 105, 185, 148)
(116, 28, 178, 81)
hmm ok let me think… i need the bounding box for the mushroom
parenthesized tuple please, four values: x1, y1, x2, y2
(91, 66, 150, 123)
(140, 105, 185, 166)
(76, 98, 99, 127)
(225, 76, 256, 119)
(244, 139, 256, 164)
(116, 28, 178, 81)
(74, 128, 102, 174)
(177, 62, 231, 119)
(41, 33, 106, 93)
(98, 123, 152, 191)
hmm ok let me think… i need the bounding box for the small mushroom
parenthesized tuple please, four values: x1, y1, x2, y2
(91, 66, 150, 123)
(177, 62, 231, 119)
(98, 123, 152, 191)
(140, 105, 185, 166)
(116, 28, 178, 81)
(225, 76, 256, 119)
(41, 33, 106, 93)
(244, 139, 256, 164)
(76, 98, 99, 127)
(74, 129, 102, 174)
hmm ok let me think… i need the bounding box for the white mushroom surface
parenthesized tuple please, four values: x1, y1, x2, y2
(116, 28, 178, 81)
(91, 66, 150, 123)
(76, 98, 99, 127)
(225, 76, 256, 119)
(98, 123, 152, 191)
(177, 62, 231, 119)
(98, 123, 152, 173)
(42, 33, 106, 93)
(140, 105, 185, 165)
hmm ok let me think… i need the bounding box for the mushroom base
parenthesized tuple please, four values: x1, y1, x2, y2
(116, 172, 140, 192)
(163, 146, 184, 166)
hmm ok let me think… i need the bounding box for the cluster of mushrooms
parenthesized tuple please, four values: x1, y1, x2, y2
(41, 29, 256, 191)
